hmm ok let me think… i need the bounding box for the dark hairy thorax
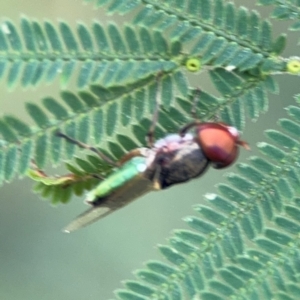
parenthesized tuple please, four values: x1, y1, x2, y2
(150, 139, 210, 189)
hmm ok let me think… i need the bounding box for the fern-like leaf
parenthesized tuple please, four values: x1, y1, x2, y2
(0, 18, 183, 88)
(258, 0, 300, 31)
(0, 71, 188, 191)
(86, 0, 287, 72)
(0, 64, 280, 187)
(207, 69, 278, 129)
(112, 102, 300, 299)
(28, 153, 113, 204)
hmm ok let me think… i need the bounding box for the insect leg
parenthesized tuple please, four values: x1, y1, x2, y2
(56, 131, 117, 166)
(179, 120, 206, 136)
(179, 89, 203, 136)
(146, 75, 162, 147)
(152, 164, 162, 190)
(117, 148, 145, 165)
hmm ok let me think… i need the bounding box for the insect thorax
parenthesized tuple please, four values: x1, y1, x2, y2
(145, 134, 210, 189)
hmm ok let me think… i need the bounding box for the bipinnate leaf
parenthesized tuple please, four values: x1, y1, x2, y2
(113, 102, 300, 300)
(0, 19, 184, 89)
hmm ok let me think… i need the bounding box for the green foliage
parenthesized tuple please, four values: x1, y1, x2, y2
(113, 104, 300, 299)
(0, 18, 183, 89)
(87, 0, 287, 59)
(0, 73, 193, 187)
(0, 63, 278, 189)
(258, 0, 300, 31)
(28, 154, 112, 204)
(0, 1, 290, 91)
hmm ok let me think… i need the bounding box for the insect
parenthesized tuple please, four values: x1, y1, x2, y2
(59, 86, 249, 233)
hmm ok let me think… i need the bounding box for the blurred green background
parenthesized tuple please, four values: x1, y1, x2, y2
(0, 1, 299, 299)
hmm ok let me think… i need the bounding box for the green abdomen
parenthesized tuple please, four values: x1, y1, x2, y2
(87, 156, 147, 202)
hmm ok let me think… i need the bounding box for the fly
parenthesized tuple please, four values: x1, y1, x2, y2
(58, 84, 249, 232)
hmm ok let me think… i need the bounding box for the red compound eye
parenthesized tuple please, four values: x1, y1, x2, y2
(195, 123, 249, 169)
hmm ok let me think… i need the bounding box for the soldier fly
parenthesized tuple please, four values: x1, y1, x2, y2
(59, 83, 248, 233)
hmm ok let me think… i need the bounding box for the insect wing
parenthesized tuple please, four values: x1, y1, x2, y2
(64, 175, 155, 232)
(64, 206, 111, 233)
